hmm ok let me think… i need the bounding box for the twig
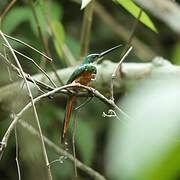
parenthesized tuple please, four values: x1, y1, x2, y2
(117, 9, 142, 78)
(0, 83, 130, 160)
(0, 54, 132, 117)
(72, 109, 79, 177)
(75, 97, 93, 110)
(80, 0, 95, 60)
(7, 65, 13, 81)
(0, 51, 52, 96)
(0, 0, 17, 26)
(121, 9, 142, 57)
(102, 109, 121, 121)
(0, 52, 55, 91)
(19, 120, 106, 180)
(4, 33, 53, 61)
(13, 82, 24, 180)
(3, 44, 57, 88)
(110, 46, 133, 101)
(48, 157, 64, 166)
(0, 31, 53, 180)
(27, 74, 46, 94)
(2, 57, 175, 103)
(3, 47, 13, 81)
(15, 126, 21, 180)
(0, 54, 104, 98)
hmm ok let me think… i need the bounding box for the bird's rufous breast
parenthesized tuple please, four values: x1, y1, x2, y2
(74, 71, 96, 85)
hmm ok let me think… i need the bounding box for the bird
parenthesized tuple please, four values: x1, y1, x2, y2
(61, 44, 122, 143)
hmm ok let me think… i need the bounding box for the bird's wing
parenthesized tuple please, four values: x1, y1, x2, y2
(67, 64, 96, 84)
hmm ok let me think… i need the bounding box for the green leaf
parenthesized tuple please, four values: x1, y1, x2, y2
(38, 0, 63, 20)
(51, 21, 65, 59)
(66, 35, 80, 59)
(29, 1, 62, 36)
(81, 0, 92, 10)
(2, 1, 62, 36)
(106, 78, 180, 180)
(115, 0, 157, 32)
(2, 7, 32, 34)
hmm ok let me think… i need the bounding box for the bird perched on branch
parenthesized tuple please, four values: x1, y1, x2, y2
(61, 45, 122, 143)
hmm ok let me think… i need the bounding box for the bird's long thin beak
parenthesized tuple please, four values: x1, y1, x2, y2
(99, 44, 122, 58)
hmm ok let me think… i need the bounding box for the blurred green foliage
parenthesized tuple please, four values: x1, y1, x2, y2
(0, 0, 180, 180)
(51, 21, 65, 59)
(106, 79, 180, 180)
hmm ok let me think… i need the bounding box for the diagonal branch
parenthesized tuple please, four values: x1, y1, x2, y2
(4, 33, 53, 61)
(0, 57, 179, 104)
(0, 30, 53, 180)
(3, 44, 57, 88)
(19, 120, 106, 180)
(110, 46, 133, 101)
(0, 0, 17, 26)
(0, 83, 130, 160)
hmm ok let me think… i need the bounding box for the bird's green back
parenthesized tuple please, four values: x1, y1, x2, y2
(67, 63, 97, 84)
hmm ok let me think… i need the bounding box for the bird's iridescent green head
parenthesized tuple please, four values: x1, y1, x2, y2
(82, 44, 122, 64)
(83, 53, 100, 64)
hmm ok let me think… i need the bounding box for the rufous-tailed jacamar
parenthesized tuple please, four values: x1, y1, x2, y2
(61, 45, 121, 143)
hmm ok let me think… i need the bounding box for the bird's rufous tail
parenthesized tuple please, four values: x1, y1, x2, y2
(61, 96, 76, 143)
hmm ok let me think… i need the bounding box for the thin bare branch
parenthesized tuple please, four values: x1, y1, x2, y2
(102, 109, 121, 121)
(19, 120, 106, 180)
(1, 56, 176, 105)
(117, 8, 142, 78)
(75, 97, 93, 110)
(0, 83, 130, 160)
(72, 110, 79, 177)
(110, 46, 133, 101)
(3, 47, 13, 81)
(15, 127, 21, 180)
(5, 45, 57, 87)
(0, 0, 17, 26)
(4, 33, 53, 62)
(0, 52, 55, 91)
(3, 44, 57, 88)
(121, 9, 142, 56)
(108, 8, 142, 101)
(0, 31, 53, 180)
